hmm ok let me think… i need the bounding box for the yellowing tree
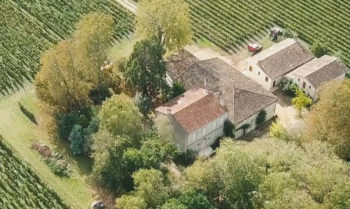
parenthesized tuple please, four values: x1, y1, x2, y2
(35, 13, 114, 112)
(292, 88, 312, 117)
(305, 80, 350, 160)
(136, 0, 192, 51)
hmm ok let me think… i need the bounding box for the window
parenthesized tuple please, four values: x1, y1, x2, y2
(303, 81, 306, 89)
(298, 78, 300, 82)
(265, 76, 268, 82)
(258, 71, 260, 75)
(249, 66, 253, 72)
(309, 85, 311, 89)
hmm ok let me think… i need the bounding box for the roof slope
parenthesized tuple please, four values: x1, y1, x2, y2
(156, 88, 227, 133)
(167, 54, 277, 125)
(291, 55, 347, 88)
(253, 38, 314, 79)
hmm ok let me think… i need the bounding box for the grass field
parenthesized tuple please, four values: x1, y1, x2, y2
(0, 0, 134, 95)
(0, 84, 95, 209)
(186, 0, 350, 66)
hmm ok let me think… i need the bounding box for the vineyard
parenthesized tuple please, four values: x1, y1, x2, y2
(0, 0, 134, 95)
(186, 0, 350, 65)
(0, 136, 70, 209)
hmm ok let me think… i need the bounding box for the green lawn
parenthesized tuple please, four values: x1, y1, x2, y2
(0, 84, 95, 209)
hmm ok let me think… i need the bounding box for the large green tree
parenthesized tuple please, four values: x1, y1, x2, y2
(305, 80, 350, 160)
(98, 94, 143, 140)
(36, 13, 114, 111)
(136, 0, 192, 51)
(185, 139, 350, 209)
(123, 38, 169, 103)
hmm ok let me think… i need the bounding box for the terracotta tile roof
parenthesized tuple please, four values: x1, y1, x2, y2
(156, 88, 228, 133)
(166, 53, 278, 125)
(291, 55, 347, 88)
(252, 38, 314, 79)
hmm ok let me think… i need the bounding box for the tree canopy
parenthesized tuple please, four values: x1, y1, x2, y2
(123, 38, 169, 104)
(35, 13, 114, 112)
(305, 80, 350, 160)
(136, 0, 192, 51)
(98, 94, 143, 140)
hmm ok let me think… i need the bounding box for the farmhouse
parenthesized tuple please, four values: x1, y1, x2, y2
(286, 55, 347, 100)
(246, 38, 314, 91)
(166, 50, 278, 138)
(156, 88, 228, 152)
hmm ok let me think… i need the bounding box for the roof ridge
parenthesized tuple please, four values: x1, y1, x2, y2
(233, 87, 277, 100)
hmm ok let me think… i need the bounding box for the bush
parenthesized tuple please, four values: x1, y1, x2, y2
(310, 41, 329, 58)
(69, 124, 84, 155)
(279, 78, 298, 97)
(32, 142, 71, 177)
(255, 110, 267, 126)
(283, 28, 297, 38)
(269, 120, 288, 140)
(169, 82, 186, 99)
(174, 150, 196, 167)
(45, 153, 71, 177)
(223, 120, 235, 138)
(19, 102, 37, 124)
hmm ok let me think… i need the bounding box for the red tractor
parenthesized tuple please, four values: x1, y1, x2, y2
(248, 43, 262, 54)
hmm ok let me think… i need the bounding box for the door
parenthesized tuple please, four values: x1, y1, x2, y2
(303, 81, 306, 89)
(273, 80, 276, 87)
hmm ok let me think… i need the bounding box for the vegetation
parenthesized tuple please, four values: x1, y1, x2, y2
(185, 139, 350, 209)
(35, 13, 115, 112)
(255, 110, 267, 126)
(0, 136, 70, 209)
(310, 41, 329, 58)
(19, 102, 37, 125)
(305, 80, 350, 161)
(136, 0, 192, 51)
(292, 88, 312, 116)
(186, 0, 350, 66)
(0, 85, 95, 208)
(279, 78, 298, 97)
(0, 0, 133, 95)
(123, 38, 169, 107)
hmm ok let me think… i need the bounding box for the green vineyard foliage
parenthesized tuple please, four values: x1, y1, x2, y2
(0, 0, 134, 95)
(0, 136, 70, 209)
(186, 0, 350, 65)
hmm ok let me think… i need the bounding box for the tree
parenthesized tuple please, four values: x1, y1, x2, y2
(116, 169, 169, 209)
(154, 114, 176, 142)
(136, 0, 192, 51)
(116, 196, 146, 209)
(35, 13, 114, 111)
(69, 124, 84, 155)
(310, 41, 329, 58)
(124, 38, 169, 103)
(292, 88, 312, 117)
(305, 80, 350, 160)
(99, 94, 143, 140)
(185, 139, 350, 209)
(91, 130, 134, 191)
(269, 120, 288, 141)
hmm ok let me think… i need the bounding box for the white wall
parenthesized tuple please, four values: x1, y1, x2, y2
(186, 113, 228, 152)
(246, 60, 273, 91)
(235, 102, 276, 138)
(285, 74, 316, 99)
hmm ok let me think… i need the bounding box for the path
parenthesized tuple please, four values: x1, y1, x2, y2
(117, 0, 137, 13)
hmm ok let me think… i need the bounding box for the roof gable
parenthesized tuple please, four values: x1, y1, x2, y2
(253, 39, 314, 79)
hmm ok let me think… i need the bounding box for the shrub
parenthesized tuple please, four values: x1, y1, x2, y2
(45, 153, 71, 177)
(255, 110, 267, 126)
(269, 120, 288, 140)
(174, 150, 196, 167)
(169, 82, 186, 99)
(32, 142, 71, 177)
(279, 78, 298, 97)
(69, 124, 84, 155)
(283, 28, 297, 38)
(223, 120, 235, 138)
(240, 123, 251, 135)
(310, 41, 329, 58)
(19, 102, 37, 124)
